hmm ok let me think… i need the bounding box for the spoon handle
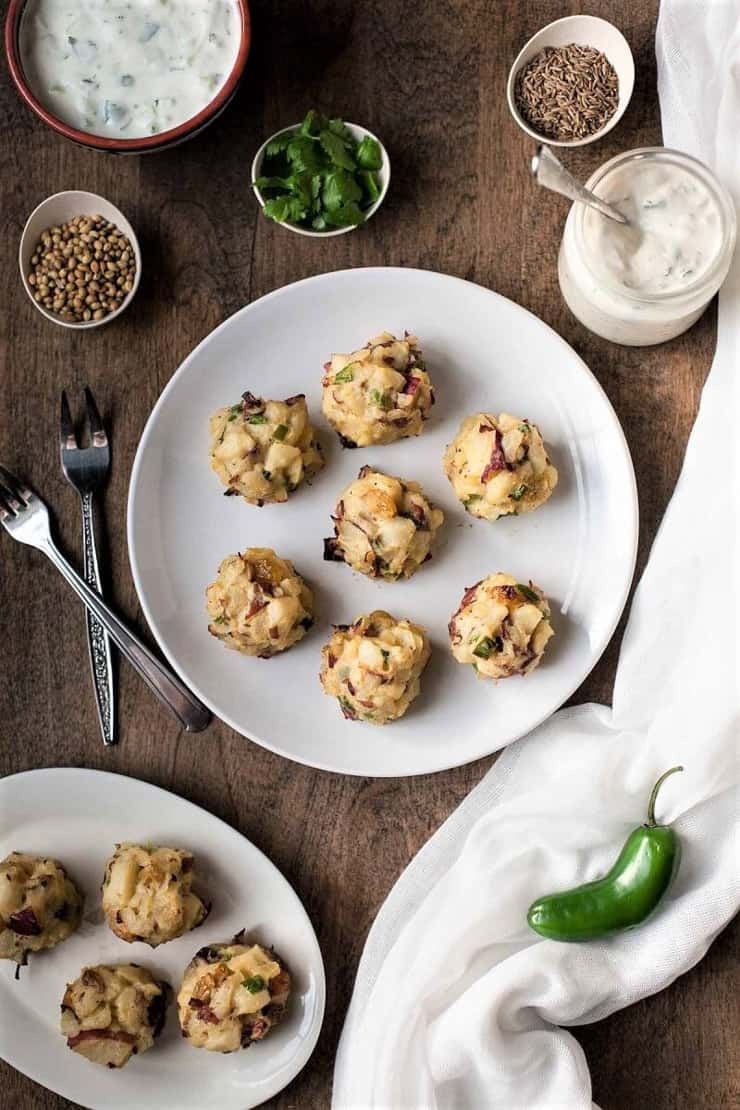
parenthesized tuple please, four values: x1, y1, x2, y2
(531, 145, 628, 225)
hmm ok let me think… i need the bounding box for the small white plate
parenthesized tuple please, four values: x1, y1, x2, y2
(19, 190, 142, 329)
(251, 122, 390, 238)
(0, 768, 325, 1110)
(128, 267, 638, 777)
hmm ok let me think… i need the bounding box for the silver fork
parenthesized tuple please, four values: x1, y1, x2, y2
(60, 388, 115, 746)
(0, 464, 211, 733)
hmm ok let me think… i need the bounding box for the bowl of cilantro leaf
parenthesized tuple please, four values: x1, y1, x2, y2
(251, 109, 390, 236)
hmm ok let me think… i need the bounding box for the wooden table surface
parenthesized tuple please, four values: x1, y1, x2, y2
(1, 1, 737, 1107)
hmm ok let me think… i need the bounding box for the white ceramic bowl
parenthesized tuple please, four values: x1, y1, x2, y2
(507, 15, 635, 148)
(19, 190, 142, 329)
(251, 122, 390, 238)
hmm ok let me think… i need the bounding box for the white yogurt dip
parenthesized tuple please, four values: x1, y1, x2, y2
(559, 148, 736, 346)
(20, 0, 241, 140)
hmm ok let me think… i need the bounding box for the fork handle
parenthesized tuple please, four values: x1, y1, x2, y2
(81, 492, 116, 746)
(41, 538, 211, 733)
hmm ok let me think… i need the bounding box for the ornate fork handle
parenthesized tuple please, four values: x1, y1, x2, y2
(41, 537, 211, 733)
(81, 491, 115, 745)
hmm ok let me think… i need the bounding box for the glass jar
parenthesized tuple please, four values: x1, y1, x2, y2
(558, 147, 736, 346)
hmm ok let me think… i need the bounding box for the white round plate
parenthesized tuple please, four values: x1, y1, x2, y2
(128, 267, 637, 777)
(0, 768, 325, 1110)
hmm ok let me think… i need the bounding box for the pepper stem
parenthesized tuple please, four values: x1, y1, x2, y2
(646, 765, 684, 826)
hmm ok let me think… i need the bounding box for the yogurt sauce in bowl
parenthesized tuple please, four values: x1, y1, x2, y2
(19, 0, 241, 140)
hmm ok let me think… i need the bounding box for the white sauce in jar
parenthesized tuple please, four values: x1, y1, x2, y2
(558, 148, 736, 346)
(584, 160, 722, 295)
(20, 0, 241, 139)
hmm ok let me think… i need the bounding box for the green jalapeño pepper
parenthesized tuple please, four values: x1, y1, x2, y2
(527, 766, 684, 942)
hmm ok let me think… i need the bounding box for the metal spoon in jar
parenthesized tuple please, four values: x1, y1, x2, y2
(531, 145, 629, 225)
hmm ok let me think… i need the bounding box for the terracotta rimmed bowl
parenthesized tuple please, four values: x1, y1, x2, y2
(4, 0, 251, 154)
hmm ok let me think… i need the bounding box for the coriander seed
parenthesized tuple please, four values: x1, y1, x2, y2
(26, 213, 137, 324)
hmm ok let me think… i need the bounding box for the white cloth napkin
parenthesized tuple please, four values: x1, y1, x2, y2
(332, 3, 740, 1107)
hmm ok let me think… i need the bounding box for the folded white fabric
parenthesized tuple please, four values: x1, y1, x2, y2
(333, 3, 740, 1107)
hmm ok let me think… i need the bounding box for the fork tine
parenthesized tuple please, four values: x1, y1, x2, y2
(0, 464, 32, 505)
(0, 489, 14, 520)
(60, 390, 77, 450)
(84, 386, 108, 446)
(0, 482, 22, 515)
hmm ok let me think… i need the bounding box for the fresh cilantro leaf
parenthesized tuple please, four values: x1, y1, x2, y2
(322, 170, 362, 212)
(300, 108, 328, 136)
(256, 113, 385, 231)
(320, 129, 356, 170)
(328, 117, 353, 142)
(357, 135, 382, 170)
(286, 135, 325, 174)
(265, 131, 293, 157)
(253, 175, 292, 191)
(360, 170, 381, 204)
(263, 196, 308, 224)
(510, 483, 528, 501)
(324, 202, 365, 227)
(288, 170, 314, 207)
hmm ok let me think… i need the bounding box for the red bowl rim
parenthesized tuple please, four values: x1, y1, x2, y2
(4, 0, 251, 152)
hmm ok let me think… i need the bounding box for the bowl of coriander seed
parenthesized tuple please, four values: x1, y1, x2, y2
(507, 15, 634, 147)
(19, 190, 141, 329)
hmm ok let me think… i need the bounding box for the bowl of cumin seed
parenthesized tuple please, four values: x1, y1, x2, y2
(506, 15, 634, 147)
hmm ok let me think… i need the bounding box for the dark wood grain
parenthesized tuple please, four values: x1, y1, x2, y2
(1, 1, 737, 1108)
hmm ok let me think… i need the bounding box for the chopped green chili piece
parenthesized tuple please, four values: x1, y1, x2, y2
(473, 636, 503, 659)
(516, 583, 541, 604)
(242, 975, 265, 994)
(247, 413, 267, 425)
(334, 364, 355, 384)
(370, 388, 392, 410)
(273, 423, 289, 441)
(510, 483, 528, 501)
